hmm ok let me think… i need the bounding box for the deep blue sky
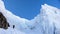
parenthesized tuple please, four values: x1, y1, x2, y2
(3, 0, 60, 20)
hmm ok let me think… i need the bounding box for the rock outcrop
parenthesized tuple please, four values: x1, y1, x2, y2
(0, 12, 10, 29)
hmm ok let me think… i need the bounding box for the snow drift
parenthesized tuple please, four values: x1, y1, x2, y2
(0, 0, 60, 34)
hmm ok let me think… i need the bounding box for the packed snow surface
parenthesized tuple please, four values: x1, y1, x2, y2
(0, 0, 60, 34)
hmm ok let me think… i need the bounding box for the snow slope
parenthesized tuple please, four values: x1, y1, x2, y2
(0, 27, 25, 34)
(0, 0, 60, 34)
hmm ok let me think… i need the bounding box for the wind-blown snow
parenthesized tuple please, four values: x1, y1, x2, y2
(0, 0, 60, 34)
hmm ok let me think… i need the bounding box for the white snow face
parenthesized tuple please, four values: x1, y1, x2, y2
(0, 0, 60, 34)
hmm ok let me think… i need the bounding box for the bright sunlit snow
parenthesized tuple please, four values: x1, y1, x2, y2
(0, 0, 60, 34)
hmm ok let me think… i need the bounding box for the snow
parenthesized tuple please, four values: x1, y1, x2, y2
(0, 27, 25, 34)
(0, 0, 60, 34)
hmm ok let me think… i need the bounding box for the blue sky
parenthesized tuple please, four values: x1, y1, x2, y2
(3, 0, 60, 20)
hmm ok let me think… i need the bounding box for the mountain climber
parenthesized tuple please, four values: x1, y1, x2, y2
(13, 25, 15, 29)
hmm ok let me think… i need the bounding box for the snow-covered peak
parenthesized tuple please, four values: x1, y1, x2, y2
(29, 4, 60, 34)
(41, 4, 60, 15)
(0, 0, 5, 11)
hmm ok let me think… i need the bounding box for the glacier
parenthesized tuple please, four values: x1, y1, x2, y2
(0, 0, 60, 34)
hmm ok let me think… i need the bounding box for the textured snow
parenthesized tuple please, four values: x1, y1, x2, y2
(0, 0, 60, 34)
